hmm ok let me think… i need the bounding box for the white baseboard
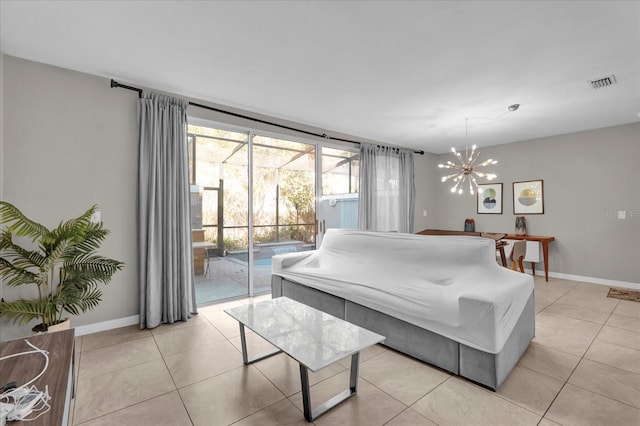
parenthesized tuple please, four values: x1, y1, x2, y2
(74, 315, 139, 337)
(548, 271, 640, 291)
(524, 268, 640, 291)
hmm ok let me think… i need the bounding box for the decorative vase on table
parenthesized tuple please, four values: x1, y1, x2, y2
(515, 216, 527, 236)
(464, 218, 475, 232)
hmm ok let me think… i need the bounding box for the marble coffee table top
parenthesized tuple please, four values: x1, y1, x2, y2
(225, 297, 385, 372)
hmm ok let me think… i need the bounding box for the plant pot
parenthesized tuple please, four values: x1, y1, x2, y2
(32, 318, 71, 334)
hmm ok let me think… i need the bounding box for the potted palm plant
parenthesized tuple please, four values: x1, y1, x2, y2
(0, 202, 124, 332)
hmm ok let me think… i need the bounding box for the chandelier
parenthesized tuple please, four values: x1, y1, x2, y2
(438, 104, 519, 195)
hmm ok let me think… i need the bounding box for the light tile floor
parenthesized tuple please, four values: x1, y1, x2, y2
(71, 277, 640, 425)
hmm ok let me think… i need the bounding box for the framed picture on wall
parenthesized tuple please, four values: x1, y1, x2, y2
(513, 180, 544, 214)
(477, 183, 503, 214)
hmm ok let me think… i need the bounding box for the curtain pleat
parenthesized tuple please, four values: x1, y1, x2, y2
(358, 144, 415, 233)
(138, 91, 196, 329)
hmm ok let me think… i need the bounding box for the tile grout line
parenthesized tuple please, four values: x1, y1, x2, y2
(535, 296, 623, 423)
(72, 390, 186, 426)
(151, 328, 197, 426)
(554, 298, 640, 412)
(503, 283, 629, 424)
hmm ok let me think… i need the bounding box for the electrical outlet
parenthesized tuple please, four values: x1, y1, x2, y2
(90, 211, 101, 223)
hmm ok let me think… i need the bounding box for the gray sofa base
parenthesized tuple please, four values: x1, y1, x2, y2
(272, 275, 535, 390)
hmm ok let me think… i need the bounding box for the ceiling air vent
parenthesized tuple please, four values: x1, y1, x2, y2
(588, 75, 617, 89)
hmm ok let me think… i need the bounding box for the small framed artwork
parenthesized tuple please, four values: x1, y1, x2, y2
(513, 180, 544, 214)
(477, 183, 503, 214)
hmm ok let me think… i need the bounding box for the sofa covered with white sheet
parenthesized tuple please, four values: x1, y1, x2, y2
(271, 229, 535, 389)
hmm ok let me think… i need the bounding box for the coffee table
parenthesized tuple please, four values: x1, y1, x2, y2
(225, 297, 385, 421)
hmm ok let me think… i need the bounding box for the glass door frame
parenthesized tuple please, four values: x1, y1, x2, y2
(249, 130, 318, 296)
(315, 142, 360, 247)
(189, 117, 359, 298)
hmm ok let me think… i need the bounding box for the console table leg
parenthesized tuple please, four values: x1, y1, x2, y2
(542, 241, 550, 281)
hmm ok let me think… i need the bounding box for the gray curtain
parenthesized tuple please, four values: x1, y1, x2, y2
(138, 91, 196, 329)
(358, 144, 415, 233)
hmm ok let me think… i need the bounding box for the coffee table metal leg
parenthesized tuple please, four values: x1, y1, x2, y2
(238, 323, 281, 365)
(299, 352, 360, 421)
(300, 365, 312, 421)
(349, 351, 359, 392)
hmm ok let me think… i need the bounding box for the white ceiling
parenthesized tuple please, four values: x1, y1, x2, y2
(1, 0, 638, 153)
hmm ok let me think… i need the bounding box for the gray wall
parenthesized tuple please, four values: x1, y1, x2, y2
(427, 123, 640, 284)
(1, 55, 638, 339)
(413, 151, 440, 231)
(0, 55, 139, 340)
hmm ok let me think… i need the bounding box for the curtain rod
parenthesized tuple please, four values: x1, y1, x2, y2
(110, 79, 425, 155)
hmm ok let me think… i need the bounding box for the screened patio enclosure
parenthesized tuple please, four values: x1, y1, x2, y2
(188, 123, 359, 305)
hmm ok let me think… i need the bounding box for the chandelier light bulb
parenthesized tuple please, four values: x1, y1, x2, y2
(468, 145, 477, 161)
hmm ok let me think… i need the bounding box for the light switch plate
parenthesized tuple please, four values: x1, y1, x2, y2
(91, 211, 101, 223)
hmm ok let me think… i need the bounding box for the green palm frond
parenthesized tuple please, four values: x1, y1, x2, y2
(0, 203, 124, 329)
(0, 258, 40, 287)
(0, 202, 50, 241)
(0, 233, 47, 270)
(70, 225, 109, 254)
(64, 255, 124, 283)
(43, 205, 96, 246)
(40, 237, 72, 274)
(0, 230, 12, 251)
(0, 298, 58, 326)
(58, 286, 102, 316)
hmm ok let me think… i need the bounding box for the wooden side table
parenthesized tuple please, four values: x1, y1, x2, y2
(0, 329, 75, 426)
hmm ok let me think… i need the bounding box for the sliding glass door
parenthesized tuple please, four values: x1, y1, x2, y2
(188, 125, 251, 304)
(188, 121, 360, 305)
(188, 122, 323, 304)
(251, 135, 317, 294)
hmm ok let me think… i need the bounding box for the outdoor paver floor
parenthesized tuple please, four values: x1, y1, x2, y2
(195, 257, 272, 304)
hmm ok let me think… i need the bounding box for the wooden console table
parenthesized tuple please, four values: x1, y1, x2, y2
(505, 235, 555, 281)
(0, 329, 75, 425)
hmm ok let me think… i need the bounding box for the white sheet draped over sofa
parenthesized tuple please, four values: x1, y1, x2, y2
(272, 229, 534, 354)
